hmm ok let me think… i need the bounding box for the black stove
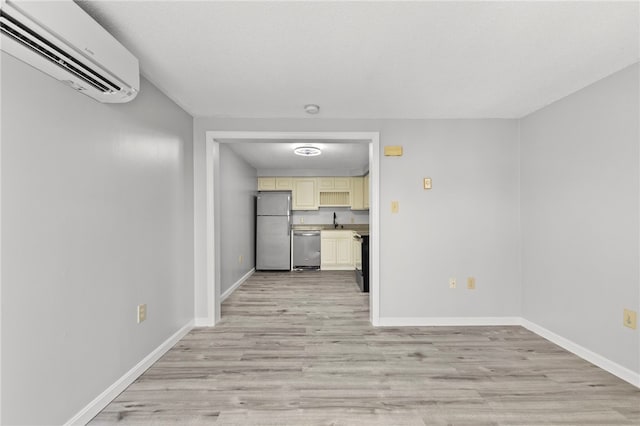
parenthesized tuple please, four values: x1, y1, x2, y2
(355, 235, 369, 292)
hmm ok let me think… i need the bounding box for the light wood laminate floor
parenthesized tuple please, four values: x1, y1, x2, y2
(91, 271, 640, 425)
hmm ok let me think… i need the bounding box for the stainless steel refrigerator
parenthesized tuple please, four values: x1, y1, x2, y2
(256, 191, 291, 270)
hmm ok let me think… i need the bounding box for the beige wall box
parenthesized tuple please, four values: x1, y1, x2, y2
(423, 177, 432, 190)
(384, 145, 403, 156)
(623, 309, 637, 330)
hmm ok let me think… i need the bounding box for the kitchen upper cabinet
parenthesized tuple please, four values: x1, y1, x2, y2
(334, 177, 351, 190)
(319, 177, 351, 190)
(258, 177, 276, 191)
(363, 174, 370, 209)
(318, 177, 352, 208)
(275, 177, 293, 190)
(351, 177, 365, 210)
(318, 178, 334, 190)
(292, 178, 318, 210)
(259, 177, 292, 191)
(321, 230, 354, 270)
(258, 175, 367, 211)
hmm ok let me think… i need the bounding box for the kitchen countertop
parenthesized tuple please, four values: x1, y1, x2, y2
(292, 224, 369, 234)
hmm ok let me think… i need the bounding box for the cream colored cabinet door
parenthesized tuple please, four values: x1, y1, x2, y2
(351, 177, 364, 210)
(275, 177, 293, 190)
(363, 174, 370, 209)
(321, 230, 354, 270)
(292, 178, 318, 210)
(334, 177, 351, 190)
(320, 238, 337, 268)
(319, 177, 351, 190)
(336, 238, 352, 266)
(318, 177, 335, 190)
(258, 177, 276, 190)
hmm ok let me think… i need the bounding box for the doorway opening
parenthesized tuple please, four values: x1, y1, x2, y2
(203, 131, 380, 326)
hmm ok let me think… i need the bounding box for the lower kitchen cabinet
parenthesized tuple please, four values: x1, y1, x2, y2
(321, 230, 354, 270)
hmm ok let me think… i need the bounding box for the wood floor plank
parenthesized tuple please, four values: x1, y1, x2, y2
(90, 271, 640, 425)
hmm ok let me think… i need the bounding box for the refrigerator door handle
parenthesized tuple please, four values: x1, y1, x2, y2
(287, 195, 291, 236)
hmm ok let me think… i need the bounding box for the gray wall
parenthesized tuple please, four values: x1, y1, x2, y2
(1, 53, 194, 424)
(219, 144, 257, 295)
(520, 63, 640, 374)
(194, 118, 521, 319)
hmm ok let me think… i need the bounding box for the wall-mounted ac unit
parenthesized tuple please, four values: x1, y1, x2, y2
(0, 0, 139, 103)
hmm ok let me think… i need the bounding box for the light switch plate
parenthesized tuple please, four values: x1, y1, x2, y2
(137, 304, 147, 323)
(423, 178, 432, 190)
(467, 277, 476, 290)
(624, 309, 637, 329)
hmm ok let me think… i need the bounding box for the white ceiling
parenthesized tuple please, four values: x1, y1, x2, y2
(78, 1, 639, 120)
(75, 1, 638, 173)
(222, 140, 369, 176)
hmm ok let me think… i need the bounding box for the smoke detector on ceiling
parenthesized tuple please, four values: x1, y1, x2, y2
(304, 104, 320, 114)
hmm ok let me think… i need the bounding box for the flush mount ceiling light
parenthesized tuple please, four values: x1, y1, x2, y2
(304, 104, 320, 114)
(294, 146, 322, 157)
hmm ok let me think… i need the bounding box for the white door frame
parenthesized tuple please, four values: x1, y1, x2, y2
(203, 131, 381, 326)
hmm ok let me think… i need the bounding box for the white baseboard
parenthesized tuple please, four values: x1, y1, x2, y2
(220, 268, 255, 302)
(520, 319, 640, 388)
(377, 316, 522, 327)
(65, 320, 194, 425)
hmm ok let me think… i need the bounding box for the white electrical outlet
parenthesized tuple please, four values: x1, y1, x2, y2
(449, 278, 456, 289)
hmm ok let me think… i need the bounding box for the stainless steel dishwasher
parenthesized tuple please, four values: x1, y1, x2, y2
(292, 230, 321, 270)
